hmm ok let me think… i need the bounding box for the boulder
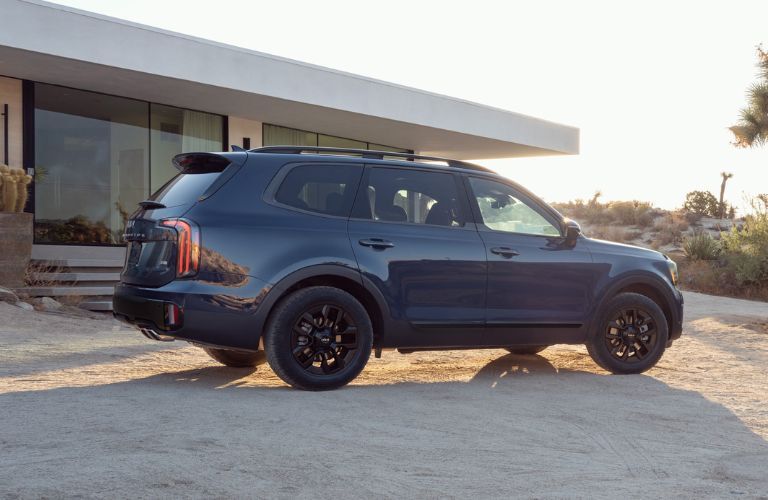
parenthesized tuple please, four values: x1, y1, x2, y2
(16, 301, 34, 311)
(40, 297, 63, 311)
(0, 286, 18, 304)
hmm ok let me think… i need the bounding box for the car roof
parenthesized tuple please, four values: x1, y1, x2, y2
(246, 146, 500, 176)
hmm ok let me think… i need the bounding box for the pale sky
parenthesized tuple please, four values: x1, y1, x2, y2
(51, 0, 768, 213)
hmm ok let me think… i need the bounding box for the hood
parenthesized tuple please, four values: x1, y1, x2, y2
(585, 237, 666, 261)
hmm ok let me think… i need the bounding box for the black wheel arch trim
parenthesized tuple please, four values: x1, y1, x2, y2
(591, 272, 682, 339)
(252, 264, 393, 345)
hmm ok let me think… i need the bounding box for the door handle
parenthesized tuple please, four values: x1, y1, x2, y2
(490, 247, 520, 258)
(359, 238, 395, 249)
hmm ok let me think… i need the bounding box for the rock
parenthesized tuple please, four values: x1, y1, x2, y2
(0, 286, 18, 304)
(40, 297, 63, 311)
(16, 301, 34, 311)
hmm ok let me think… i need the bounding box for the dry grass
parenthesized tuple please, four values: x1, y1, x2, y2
(652, 212, 690, 246)
(679, 259, 768, 302)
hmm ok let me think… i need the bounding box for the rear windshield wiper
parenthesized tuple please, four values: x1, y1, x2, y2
(138, 200, 166, 210)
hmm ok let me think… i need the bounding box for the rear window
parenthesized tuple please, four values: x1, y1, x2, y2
(150, 172, 221, 207)
(274, 164, 362, 217)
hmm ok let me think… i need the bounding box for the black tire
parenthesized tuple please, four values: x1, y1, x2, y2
(505, 345, 548, 355)
(586, 292, 669, 374)
(264, 286, 373, 390)
(202, 347, 266, 368)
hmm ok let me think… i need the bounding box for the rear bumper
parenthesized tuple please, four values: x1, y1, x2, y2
(113, 275, 272, 350)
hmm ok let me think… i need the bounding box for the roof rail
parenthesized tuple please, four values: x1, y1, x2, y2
(249, 146, 492, 172)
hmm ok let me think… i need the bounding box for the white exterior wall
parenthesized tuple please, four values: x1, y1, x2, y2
(0, 76, 23, 169)
(228, 117, 262, 150)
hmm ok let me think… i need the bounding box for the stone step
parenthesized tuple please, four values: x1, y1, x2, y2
(16, 286, 115, 297)
(78, 299, 114, 311)
(33, 258, 124, 269)
(30, 272, 121, 282)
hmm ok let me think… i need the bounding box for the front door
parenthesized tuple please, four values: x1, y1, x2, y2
(348, 166, 486, 347)
(465, 176, 597, 345)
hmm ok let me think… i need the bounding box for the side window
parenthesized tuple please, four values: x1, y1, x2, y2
(274, 164, 361, 217)
(355, 168, 465, 227)
(469, 177, 560, 236)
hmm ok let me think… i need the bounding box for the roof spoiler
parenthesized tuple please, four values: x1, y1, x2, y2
(172, 152, 231, 174)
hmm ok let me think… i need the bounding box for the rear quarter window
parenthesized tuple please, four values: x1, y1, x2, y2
(274, 164, 362, 217)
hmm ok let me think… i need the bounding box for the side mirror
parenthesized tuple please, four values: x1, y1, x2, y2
(564, 219, 581, 245)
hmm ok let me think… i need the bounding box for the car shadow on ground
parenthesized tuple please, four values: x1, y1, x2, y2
(2, 351, 768, 498)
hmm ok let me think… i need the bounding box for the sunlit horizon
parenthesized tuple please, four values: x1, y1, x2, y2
(49, 0, 768, 215)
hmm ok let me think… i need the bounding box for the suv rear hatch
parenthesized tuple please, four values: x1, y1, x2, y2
(120, 152, 244, 287)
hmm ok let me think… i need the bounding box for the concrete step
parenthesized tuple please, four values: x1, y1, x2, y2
(16, 286, 116, 297)
(79, 299, 114, 311)
(30, 272, 121, 282)
(34, 258, 124, 268)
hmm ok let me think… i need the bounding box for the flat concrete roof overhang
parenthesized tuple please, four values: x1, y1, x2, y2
(0, 0, 578, 159)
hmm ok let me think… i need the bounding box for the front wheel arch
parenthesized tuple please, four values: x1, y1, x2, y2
(592, 274, 677, 337)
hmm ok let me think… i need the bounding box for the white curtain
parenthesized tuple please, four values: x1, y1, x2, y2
(181, 110, 222, 152)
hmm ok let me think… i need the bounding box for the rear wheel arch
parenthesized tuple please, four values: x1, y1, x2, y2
(261, 266, 388, 345)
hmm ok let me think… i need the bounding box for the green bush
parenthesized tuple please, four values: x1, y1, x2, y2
(683, 230, 720, 260)
(720, 197, 768, 285)
(683, 191, 720, 217)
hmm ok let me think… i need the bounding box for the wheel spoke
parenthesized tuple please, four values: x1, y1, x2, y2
(293, 346, 316, 369)
(316, 306, 328, 326)
(328, 349, 345, 371)
(319, 352, 331, 373)
(634, 343, 646, 360)
(333, 307, 344, 328)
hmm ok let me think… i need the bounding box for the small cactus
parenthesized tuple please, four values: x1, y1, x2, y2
(0, 165, 31, 213)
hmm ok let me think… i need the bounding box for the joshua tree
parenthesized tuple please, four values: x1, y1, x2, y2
(730, 46, 768, 148)
(719, 171, 733, 218)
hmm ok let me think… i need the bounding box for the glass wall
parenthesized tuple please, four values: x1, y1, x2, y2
(150, 104, 223, 191)
(263, 124, 409, 154)
(33, 83, 224, 245)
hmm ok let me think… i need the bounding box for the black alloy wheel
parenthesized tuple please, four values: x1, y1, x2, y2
(604, 308, 657, 363)
(586, 292, 669, 374)
(291, 304, 359, 375)
(264, 286, 373, 390)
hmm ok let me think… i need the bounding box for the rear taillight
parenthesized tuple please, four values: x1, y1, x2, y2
(160, 219, 200, 278)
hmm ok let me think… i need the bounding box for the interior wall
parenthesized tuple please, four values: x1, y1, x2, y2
(228, 116, 262, 150)
(0, 76, 23, 168)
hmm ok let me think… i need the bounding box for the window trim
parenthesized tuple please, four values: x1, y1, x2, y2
(263, 161, 365, 220)
(464, 174, 565, 238)
(348, 165, 476, 231)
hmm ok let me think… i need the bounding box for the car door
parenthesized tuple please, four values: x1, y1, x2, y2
(348, 165, 487, 347)
(465, 175, 598, 345)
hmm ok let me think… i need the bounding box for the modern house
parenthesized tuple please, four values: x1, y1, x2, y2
(0, 0, 579, 309)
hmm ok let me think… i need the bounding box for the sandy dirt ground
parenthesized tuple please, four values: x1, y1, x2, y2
(1, 291, 767, 499)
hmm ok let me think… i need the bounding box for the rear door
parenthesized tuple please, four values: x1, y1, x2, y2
(465, 176, 597, 345)
(348, 165, 487, 347)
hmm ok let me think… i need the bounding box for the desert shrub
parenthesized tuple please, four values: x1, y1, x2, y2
(683, 190, 719, 217)
(589, 225, 628, 243)
(683, 230, 720, 260)
(653, 213, 690, 246)
(720, 197, 768, 285)
(636, 210, 655, 228)
(606, 200, 653, 226)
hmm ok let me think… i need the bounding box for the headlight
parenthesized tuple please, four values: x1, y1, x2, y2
(666, 258, 679, 286)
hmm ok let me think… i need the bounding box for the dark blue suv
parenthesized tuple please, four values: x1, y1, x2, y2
(113, 147, 683, 390)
